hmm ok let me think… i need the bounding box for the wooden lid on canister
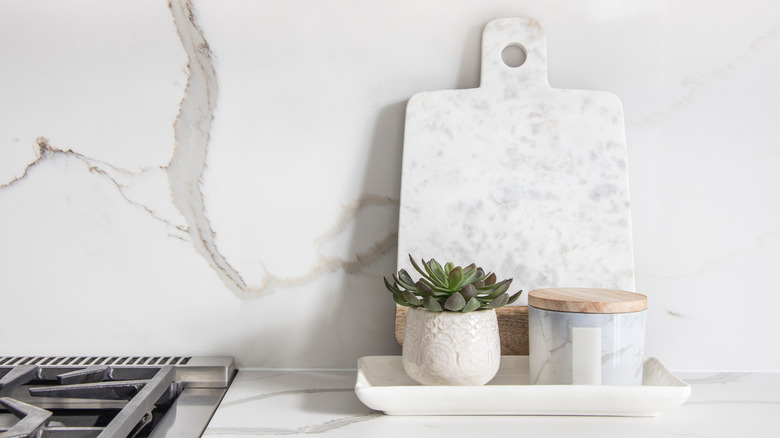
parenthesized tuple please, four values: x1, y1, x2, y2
(528, 288, 647, 314)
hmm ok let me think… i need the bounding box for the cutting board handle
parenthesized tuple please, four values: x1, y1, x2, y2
(480, 18, 549, 91)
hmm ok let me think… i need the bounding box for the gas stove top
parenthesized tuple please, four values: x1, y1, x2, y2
(0, 356, 234, 437)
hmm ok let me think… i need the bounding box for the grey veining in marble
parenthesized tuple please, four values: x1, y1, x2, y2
(204, 370, 379, 436)
(397, 18, 634, 300)
(2, 0, 780, 371)
(166, 0, 247, 292)
(0, 0, 404, 367)
(205, 367, 780, 437)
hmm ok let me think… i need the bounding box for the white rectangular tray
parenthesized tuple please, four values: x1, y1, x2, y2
(355, 356, 690, 417)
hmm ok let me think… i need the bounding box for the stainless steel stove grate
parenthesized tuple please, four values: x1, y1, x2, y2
(0, 356, 234, 438)
(0, 357, 191, 367)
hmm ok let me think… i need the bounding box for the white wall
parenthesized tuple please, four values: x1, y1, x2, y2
(1, 0, 778, 370)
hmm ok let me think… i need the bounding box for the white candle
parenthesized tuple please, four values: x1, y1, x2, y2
(572, 327, 602, 385)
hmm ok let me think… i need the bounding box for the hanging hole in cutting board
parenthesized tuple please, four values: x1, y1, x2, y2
(501, 44, 527, 68)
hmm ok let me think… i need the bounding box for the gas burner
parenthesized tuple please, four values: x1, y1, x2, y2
(0, 356, 234, 437)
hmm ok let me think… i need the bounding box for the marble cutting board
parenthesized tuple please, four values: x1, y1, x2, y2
(397, 18, 635, 304)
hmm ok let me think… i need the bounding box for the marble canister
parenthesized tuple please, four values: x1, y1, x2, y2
(528, 288, 647, 385)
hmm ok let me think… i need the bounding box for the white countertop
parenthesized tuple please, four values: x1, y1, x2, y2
(203, 363, 780, 437)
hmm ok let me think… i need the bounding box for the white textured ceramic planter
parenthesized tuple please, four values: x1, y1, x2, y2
(402, 307, 501, 386)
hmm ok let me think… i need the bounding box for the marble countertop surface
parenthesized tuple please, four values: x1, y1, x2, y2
(203, 365, 780, 437)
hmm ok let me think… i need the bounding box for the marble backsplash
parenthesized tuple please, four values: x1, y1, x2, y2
(1, 0, 779, 370)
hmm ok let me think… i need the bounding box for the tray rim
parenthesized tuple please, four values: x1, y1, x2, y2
(355, 355, 691, 417)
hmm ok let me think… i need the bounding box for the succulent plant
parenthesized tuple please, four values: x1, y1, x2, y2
(384, 255, 522, 312)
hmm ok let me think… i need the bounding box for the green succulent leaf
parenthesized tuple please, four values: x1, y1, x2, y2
(462, 297, 481, 313)
(384, 277, 402, 294)
(427, 259, 449, 287)
(460, 264, 479, 285)
(391, 255, 515, 312)
(423, 296, 443, 312)
(392, 291, 409, 307)
(444, 293, 466, 311)
(393, 273, 417, 292)
(401, 290, 422, 307)
(416, 281, 434, 297)
(460, 284, 478, 300)
(484, 279, 512, 299)
(409, 255, 434, 283)
(447, 267, 463, 289)
(420, 259, 448, 288)
(398, 269, 416, 287)
(484, 292, 509, 309)
(418, 278, 456, 295)
(507, 290, 523, 305)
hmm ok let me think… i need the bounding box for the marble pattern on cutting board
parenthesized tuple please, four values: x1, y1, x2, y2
(204, 368, 780, 437)
(397, 18, 635, 302)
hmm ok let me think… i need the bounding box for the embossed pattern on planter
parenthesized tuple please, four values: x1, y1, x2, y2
(402, 308, 500, 385)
